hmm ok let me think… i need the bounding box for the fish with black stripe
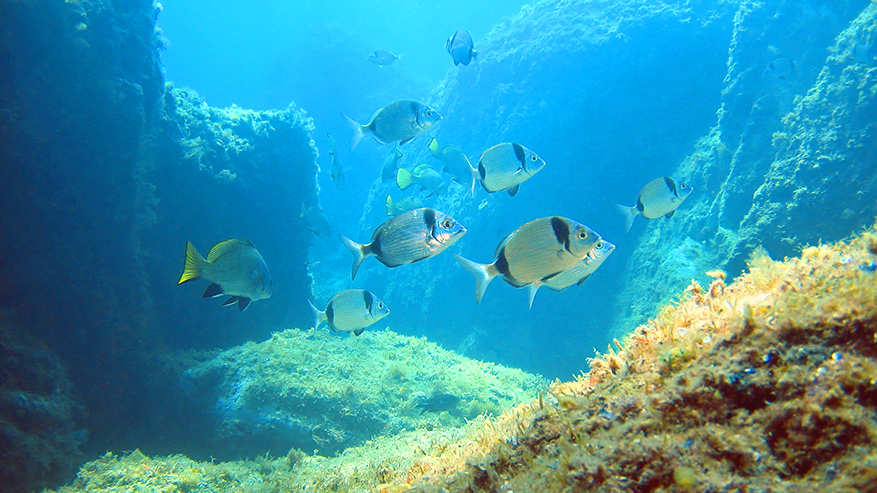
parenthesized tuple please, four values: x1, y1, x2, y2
(454, 216, 602, 307)
(308, 289, 389, 336)
(476, 142, 546, 196)
(340, 208, 466, 280)
(616, 176, 692, 232)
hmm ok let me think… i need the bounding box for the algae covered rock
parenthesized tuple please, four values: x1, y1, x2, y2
(178, 328, 546, 459)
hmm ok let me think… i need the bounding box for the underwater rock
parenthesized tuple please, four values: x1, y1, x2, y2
(177, 328, 545, 459)
(0, 310, 85, 493)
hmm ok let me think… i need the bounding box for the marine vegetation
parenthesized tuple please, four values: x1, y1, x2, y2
(49, 226, 877, 492)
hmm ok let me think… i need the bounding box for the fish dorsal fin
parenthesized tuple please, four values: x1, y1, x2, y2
(507, 184, 520, 196)
(207, 238, 247, 262)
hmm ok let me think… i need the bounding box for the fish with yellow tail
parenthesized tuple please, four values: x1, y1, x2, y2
(340, 208, 466, 280)
(616, 177, 692, 232)
(476, 143, 546, 196)
(396, 163, 448, 197)
(308, 289, 389, 336)
(386, 194, 424, 216)
(454, 217, 602, 308)
(177, 238, 273, 311)
(343, 100, 441, 150)
(428, 138, 478, 195)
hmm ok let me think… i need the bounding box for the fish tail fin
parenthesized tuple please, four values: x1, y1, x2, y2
(453, 254, 497, 304)
(396, 168, 415, 190)
(307, 299, 327, 333)
(468, 164, 479, 196)
(385, 195, 395, 216)
(616, 204, 637, 233)
(300, 201, 307, 218)
(178, 241, 205, 284)
(343, 112, 365, 150)
(428, 138, 442, 158)
(340, 235, 369, 279)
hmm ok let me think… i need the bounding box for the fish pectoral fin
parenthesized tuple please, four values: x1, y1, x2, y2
(665, 210, 676, 218)
(238, 297, 252, 311)
(221, 296, 239, 307)
(353, 327, 365, 336)
(203, 283, 224, 298)
(507, 184, 520, 196)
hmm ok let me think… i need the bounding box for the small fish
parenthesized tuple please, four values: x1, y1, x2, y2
(343, 100, 442, 150)
(446, 29, 477, 66)
(327, 133, 344, 190)
(396, 164, 448, 197)
(301, 202, 332, 240)
(476, 143, 546, 196)
(852, 42, 876, 66)
(428, 138, 478, 194)
(416, 393, 460, 413)
(764, 57, 796, 81)
(367, 50, 400, 66)
(454, 217, 602, 307)
(308, 289, 389, 336)
(381, 147, 404, 183)
(340, 208, 466, 279)
(386, 194, 424, 216)
(177, 238, 273, 311)
(616, 177, 693, 232)
(544, 240, 616, 292)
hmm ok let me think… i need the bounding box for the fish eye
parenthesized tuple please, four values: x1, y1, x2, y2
(377, 302, 384, 309)
(530, 154, 538, 162)
(577, 230, 587, 240)
(681, 182, 688, 189)
(596, 241, 604, 249)
(442, 219, 453, 229)
(424, 110, 433, 117)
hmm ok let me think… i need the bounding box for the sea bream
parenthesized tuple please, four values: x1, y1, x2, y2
(428, 138, 478, 194)
(344, 100, 441, 150)
(616, 176, 693, 232)
(446, 29, 478, 66)
(396, 163, 448, 197)
(340, 208, 466, 279)
(454, 216, 602, 307)
(308, 289, 390, 336)
(537, 239, 615, 304)
(327, 133, 344, 190)
(476, 143, 546, 196)
(385, 194, 424, 216)
(381, 147, 404, 183)
(177, 238, 273, 311)
(367, 50, 400, 66)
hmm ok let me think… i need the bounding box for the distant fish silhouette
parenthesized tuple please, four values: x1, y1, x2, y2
(367, 50, 400, 66)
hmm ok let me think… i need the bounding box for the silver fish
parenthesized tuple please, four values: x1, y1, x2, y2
(301, 202, 332, 240)
(616, 177, 693, 232)
(177, 238, 273, 311)
(381, 147, 404, 183)
(764, 57, 796, 81)
(340, 208, 466, 279)
(396, 163, 448, 197)
(367, 50, 400, 66)
(543, 240, 616, 292)
(454, 217, 602, 307)
(853, 42, 876, 66)
(446, 29, 477, 66)
(385, 194, 424, 216)
(308, 289, 389, 336)
(327, 133, 344, 190)
(477, 143, 546, 196)
(343, 100, 441, 150)
(429, 138, 478, 195)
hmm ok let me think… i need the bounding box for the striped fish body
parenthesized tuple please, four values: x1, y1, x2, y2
(309, 289, 389, 336)
(544, 240, 616, 292)
(340, 208, 466, 279)
(477, 143, 546, 196)
(637, 177, 692, 219)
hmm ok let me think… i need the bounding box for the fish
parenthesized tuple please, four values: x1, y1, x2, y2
(446, 29, 477, 66)
(428, 138, 478, 194)
(367, 50, 400, 66)
(301, 202, 332, 240)
(476, 143, 546, 196)
(381, 147, 404, 183)
(327, 133, 344, 190)
(308, 289, 389, 336)
(764, 57, 795, 81)
(543, 240, 616, 292)
(343, 100, 442, 150)
(177, 238, 273, 311)
(340, 208, 466, 279)
(853, 42, 876, 66)
(454, 216, 602, 307)
(385, 194, 424, 216)
(396, 164, 448, 197)
(616, 176, 693, 232)
(416, 393, 460, 413)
